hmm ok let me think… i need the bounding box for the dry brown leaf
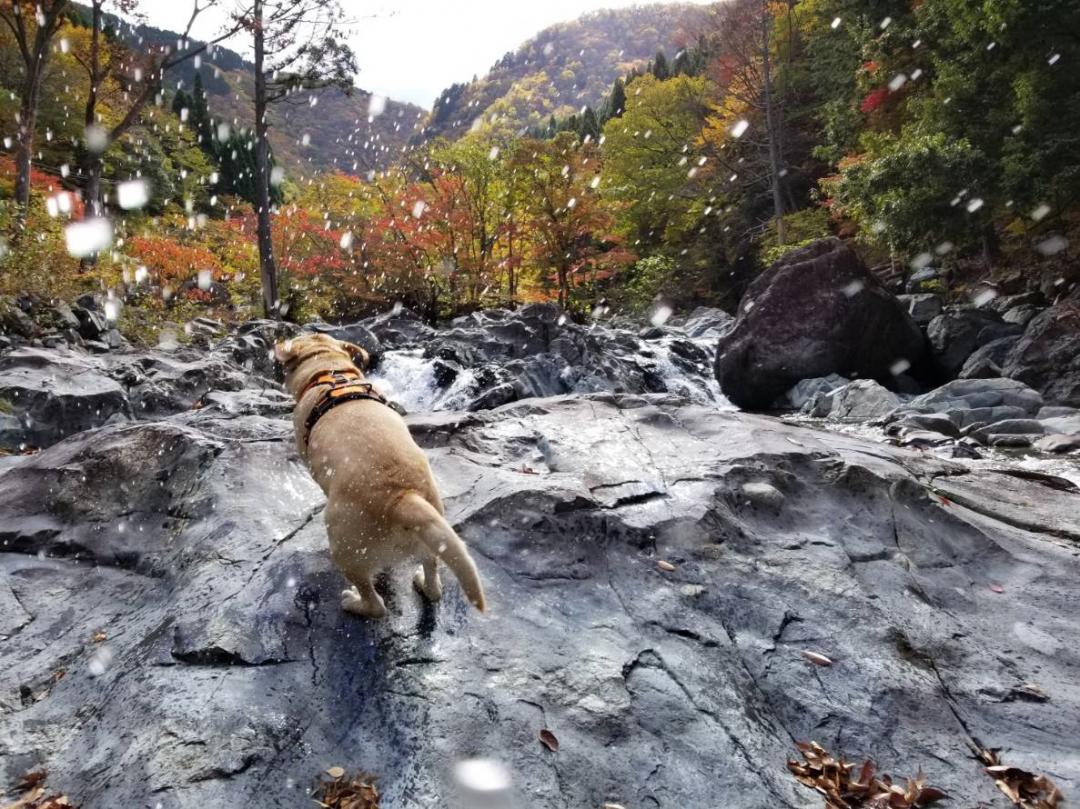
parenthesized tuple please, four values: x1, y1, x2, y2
(656, 560, 676, 572)
(802, 651, 833, 667)
(312, 770, 378, 809)
(539, 728, 559, 752)
(91, 632, 106, 643)
(788, 742, 947, 809)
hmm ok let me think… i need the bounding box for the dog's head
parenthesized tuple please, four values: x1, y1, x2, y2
(274, 333, 372, 394)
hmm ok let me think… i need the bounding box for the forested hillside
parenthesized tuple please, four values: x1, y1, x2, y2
(1, 0, 1077, 339)
(420, 3, 711, 142)
(76, 3, 424, 174)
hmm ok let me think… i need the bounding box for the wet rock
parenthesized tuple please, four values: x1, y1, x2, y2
(1002, 304, 1042, 327)
(679, 306, 734, 339)
(0, 298, 37, 339)
(904, 378, 1043, 415)
(987, 290, 1045, 314)
(885, 412, 961, 439)
(1034, 434, 1080, 454)
(967, 419, 1045, 446)
(1001, 289, 1080, 406)
(1, 393, 1077, 807)
(0, 348, 131, 449)
(467, 381, 518, 411)
(898, 293, 943, 325)
(958, 335, 1021, 379)
(714, 238, 926, 409)
(805, 379, 902, 421)
(777, 375, 849, 411)
(927, 309, 1022, 378)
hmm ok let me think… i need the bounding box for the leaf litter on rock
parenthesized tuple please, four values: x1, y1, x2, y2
(788, 741, 947, 808)
(312, 768, 379, 809)
(2, 769, 76, 809)
(978, 748, 1063, 809)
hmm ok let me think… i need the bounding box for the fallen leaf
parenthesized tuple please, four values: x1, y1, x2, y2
(1012, 683, 1049, 702)
(91, 632, 106, 643)
(656, 560, 676, 572)
(17, 771, 47, 791)
(539, 728, 559, 752)
(788, 742, 947, 809)
(801, 651, 833, 667)
(312, 769, 379, 809)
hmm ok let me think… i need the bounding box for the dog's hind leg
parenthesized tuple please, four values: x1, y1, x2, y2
(326, 505, 388, 619)
(413, 555, 443, 603)
(340, 577, 386, 619)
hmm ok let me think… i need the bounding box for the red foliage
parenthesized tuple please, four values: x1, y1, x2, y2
(127, 235, 223, 290)
(860, 87, 891, 113)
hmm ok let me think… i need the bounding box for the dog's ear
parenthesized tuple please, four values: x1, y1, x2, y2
(273, 339, 296, 365)
(340, 341, 371, 370)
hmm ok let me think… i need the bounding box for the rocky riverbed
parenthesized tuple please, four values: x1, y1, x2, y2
(1, 301, 1078, 808)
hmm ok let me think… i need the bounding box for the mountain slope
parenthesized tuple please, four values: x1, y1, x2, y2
(420, 3, 715, 142)
(86, 5, 424, 174)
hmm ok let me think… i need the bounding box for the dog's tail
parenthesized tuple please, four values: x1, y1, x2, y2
(394, 491, 486, 612)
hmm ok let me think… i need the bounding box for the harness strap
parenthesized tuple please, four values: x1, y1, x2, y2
(301, 372, 389, 446)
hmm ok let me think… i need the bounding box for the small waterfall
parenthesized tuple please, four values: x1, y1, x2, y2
(366, 349, 478, 413)
(366, 330, 732, 415)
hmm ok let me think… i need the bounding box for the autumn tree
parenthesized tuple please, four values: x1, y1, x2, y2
(233, 0, 357, 317)
(516, 133, 631, 309)
(701, 0, 791, 243)
(0, 0, 69, 219)
(71, 0, 239, 223)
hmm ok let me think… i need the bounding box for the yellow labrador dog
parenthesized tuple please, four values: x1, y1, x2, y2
(275, 333, 486, 618)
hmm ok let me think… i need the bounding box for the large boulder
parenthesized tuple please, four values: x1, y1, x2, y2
(714, 238, 927, 409)
(927, 309, 1022, 378)
(1001, 289, 1080, 406)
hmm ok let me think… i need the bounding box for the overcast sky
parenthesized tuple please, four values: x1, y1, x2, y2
(138, 0, 714, 110)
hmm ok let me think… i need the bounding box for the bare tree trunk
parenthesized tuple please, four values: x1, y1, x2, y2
(761, 2, 786, 245)
(14, 71, 42, 214)
(252, 0, 278, 318)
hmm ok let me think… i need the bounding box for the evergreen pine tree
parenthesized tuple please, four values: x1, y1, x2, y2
(607, 78, 626, 119)
(191, 72, 214, 148)
(171, 89, 193, 119)
(652, 50, 670, 80)
(581, 106, 600, 141)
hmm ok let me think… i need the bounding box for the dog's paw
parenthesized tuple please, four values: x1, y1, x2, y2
(413, 566, 443, 602)
(340, 587, 387, 619)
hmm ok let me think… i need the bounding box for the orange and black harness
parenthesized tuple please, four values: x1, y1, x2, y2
(300, 369, 390, 446)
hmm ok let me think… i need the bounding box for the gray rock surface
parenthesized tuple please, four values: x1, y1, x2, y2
(804, 379, 902, 421)
(897, 293, 943, 325)
(1, 383, 1079, 808)
(775, 374, 849, 411)
(927, 309, 1022, 378)
(1001, 288, 1080, 407)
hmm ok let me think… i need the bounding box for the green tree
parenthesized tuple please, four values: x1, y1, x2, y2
(601, 73, 712, 249)
(652, 50, 670, 80)
(606, 77, 626, 119)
